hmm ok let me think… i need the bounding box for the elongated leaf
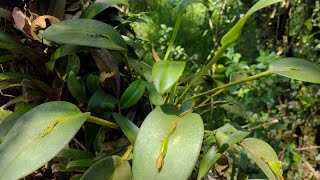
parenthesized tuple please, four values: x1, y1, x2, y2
(152, 61, 185, 94)
(66, 54, 81, 75)
(133, 105, 204, 180)
(42, 19, 127, 50)
(197, 124, 249, 180)
(88, 89, 117, 119)
(120, 80, 145, 109)
(129, 59, 152, 82)
(0, 72, 28, 81)
(47, 45, 90, 71)
(197, 146, 221, 180)
(81, 0, 129, 19)
(178, 0, 204, 13)
(0, 105, 34, 143)
(269, 58, 320, 84)
(81, 156, 132, 180)
(143, 81, 164, 106)
(112, 113, 139, 145)
(221, 0, 282, 45)
(57, 148, 94, 160)
(87, 74, 101, 94)
(0, 79, 22, 91)
(68, 71, 88, 103)
(66, 159, 94, 172)
(0, 101, 89, 179)
(240, 138, 279, 180)
(0, 54, 15, 63)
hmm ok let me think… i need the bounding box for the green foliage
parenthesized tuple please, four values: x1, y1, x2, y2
(0, 0, 319, 179)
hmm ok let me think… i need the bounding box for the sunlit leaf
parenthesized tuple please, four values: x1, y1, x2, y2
(152, 61, 185, 94)
(143, 81, 164, 106)
(0, 101, 89, 179)
(133, 105, 203, 180)
(197, 146, 221, 180)
(112, 113, 139, 145)
(221, 0, 283, 46)
(269, 58, 320, 84)
(120, 80, 145, 109)
(42, 19, 127, 50)
(81, 156, 132, 180)
(240, 138, 279, 180)
(81, 0, 129, 19)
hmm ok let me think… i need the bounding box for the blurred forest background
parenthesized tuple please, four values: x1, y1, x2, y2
(130, 0, 320, 179)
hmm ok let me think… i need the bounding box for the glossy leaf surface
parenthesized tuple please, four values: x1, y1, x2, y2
(152, 61, 185, 94)
(42, 19, 127, 50)
(0, 101, 89, 179)
(120, 80, 145, 109)
(81, 0, 129, 19)
(240, 138, 279, 180)
(81, 156, 132, 180)
(112, 113, 139, 145)
(221, 0, 282, 46)
(133, 105, 204, 180)
(269, 58, 320, 84)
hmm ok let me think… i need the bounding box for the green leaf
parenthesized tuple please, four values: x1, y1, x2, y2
(0, 105, 34, 143)
(133, 105, 204, 180)
(0, 54, 15, 63)
(269, 58, 320, 84)
(81, 0, 129, 19)
(152, 61, 185, 94)
(57, 148, 94, 160)
(197, 146, 221, 180)
(68, 71, 88, 103)
(0, 72, 28, 81)
(197, 124, 249, 180)
(120, 80, 145, 109)
(143, 81, 164, 106)
(88, 89, 117, 119)
(129, 59, 153, 82)
(42, 19, 127, 51)
(67, 54, 81, 75)
(221, 0, 283, 45)
(86, 74, 101, 94)
(240, 138, 279, 180)
(47, 45, 90, 71)
(178, 0, 204, 13)
(0, 101, 89, 179)
(112, 113, 139, 145)
(0, 109, 11, 123)
(81, 156, 132, 180)
(215, 124, 250, 151)
(66, 159, 94, 172)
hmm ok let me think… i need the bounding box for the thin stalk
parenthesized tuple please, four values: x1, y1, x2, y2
(182, 71, 273, 103)
(122, 53, 133, 79)
(178, 43, 231, 101)
(163, 14, 183, 60)
(195, 89, 225, 108)
(121, 145, 133, 160)
(87, 115, 119, 129)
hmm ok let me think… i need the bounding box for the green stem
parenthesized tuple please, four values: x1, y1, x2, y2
(195, 89, 225, 108)
(182, 71, 273, 103)
(122, 53, 133, 79)
(178, 43, 231, 101)
(87, 115, 119, 129)
(164, 14, 183, 60)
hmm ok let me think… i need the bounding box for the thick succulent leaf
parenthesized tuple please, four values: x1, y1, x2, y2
(152, 61, 185, 94)
(0, 105, 34, 143)
(0, 101, 89, 180)
(240, 138, 278, 180)
(68, 71, 88, 103)
(197, 146, 222, 180)
(269, 58, 320, 84)
(119, 80, 145, 109)
(133, 105, 204, 180)
(81, 156, 132, 180)
(221, 0, 283, 45)
(81, 0, 129, 19)
(42, 19, 127, 50)
(112, 113, 139, 145)
(143, 81, 164, 106)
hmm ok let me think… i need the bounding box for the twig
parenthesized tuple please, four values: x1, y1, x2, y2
(296, 146, 320, 151)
